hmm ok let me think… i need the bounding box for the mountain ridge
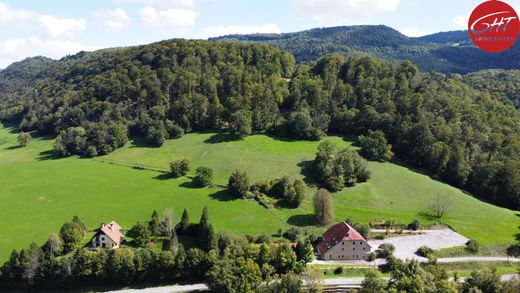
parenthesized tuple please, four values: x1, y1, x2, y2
(211, 25, 520, 74)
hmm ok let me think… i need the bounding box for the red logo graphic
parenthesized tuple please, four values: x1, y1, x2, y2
(468, 0, 520, 52)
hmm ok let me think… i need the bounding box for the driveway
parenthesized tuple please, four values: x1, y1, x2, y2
(368, 229, 469, 261)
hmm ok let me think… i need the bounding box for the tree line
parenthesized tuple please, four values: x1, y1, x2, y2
(0, 208, 316, 292)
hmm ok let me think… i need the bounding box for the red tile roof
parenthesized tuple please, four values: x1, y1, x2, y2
(316, 222, 368, 255)
(99, 221, 124, 245)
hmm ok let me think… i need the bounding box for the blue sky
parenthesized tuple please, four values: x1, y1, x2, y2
(0, 0, 518, 68)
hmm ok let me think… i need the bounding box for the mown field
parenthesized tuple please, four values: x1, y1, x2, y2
(0, 125, 519, 261)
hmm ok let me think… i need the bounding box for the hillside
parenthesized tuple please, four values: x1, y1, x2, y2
(0, 38, 519, 218)
(0, 124, 519, 263)
(211, 25, 520, 73)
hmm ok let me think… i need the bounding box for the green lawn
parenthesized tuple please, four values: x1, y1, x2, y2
(0, 126, 519, 262)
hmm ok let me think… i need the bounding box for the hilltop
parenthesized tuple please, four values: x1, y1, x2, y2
(211, 25, 520, 73)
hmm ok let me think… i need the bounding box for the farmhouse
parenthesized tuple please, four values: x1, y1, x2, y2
(91, 221, 124, 249)
(316, 221, 371, 260)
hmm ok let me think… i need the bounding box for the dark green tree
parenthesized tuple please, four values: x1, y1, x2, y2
(193, 166, 213, 187)
(228, 169, 250, 198)
(170, 158, 190, 177)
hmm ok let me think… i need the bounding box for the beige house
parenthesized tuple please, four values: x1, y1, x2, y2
(316, 221, 371, 260)
(91, 221, 124, 249)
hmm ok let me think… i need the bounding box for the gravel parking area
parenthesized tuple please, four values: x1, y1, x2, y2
(368, 229, 469, 261)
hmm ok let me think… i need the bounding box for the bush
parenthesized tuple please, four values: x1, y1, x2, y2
(128, 221, 152, 247)
(368, 252, 377, 261)
(283, 227, 301, 241)
(333, 266, 344, 275)
(416, 246, 434, 257)
(17, 132, 31, 147)
(407, 220, 421, 231)
(466, 240, 480, 254)
(378, 243, 395, 257)
(355, 224, 371, 239)
(193, 166, 213, 187)
(170, 158, 190, 177)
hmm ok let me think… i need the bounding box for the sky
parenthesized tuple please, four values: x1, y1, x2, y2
(0, 0, 519, 68)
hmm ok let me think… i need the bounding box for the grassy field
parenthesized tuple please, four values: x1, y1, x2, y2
(1, 125, 519, 262)
(437, 261, 519, 277)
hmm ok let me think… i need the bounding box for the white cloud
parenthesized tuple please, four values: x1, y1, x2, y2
(0, 37, 98, 68)
(0, 2, 35, 26)
(454, 14, 469, 29)
(400, 27, 432, 37)
(117, 0, 194, 8)
(95, 8, 131, 31)
(38, 15, 86, 38)
(139, 6, 196, 30)
(195, 23, 281, 39)
(293, 0, 401, 26)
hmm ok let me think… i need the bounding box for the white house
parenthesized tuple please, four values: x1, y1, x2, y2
(91, 220, 124, 249)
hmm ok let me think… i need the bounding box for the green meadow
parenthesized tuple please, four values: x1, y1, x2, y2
(0, 125, 519, 261)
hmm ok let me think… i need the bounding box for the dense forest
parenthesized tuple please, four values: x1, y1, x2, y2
(211, 25, 520, 74)
(0, 39, 519, 211)
(463, 70, 520, 109)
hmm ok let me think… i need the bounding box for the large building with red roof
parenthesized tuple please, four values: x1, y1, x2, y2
(316, 221, 371, 260)
(91, 221, 124, 249)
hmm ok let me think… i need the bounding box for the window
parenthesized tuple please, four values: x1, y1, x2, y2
(338, 255, 341, 258)
(102, 243, 106, 248)
(363, 247, 365, 250)
(342, 241, 344, 245)
(353, 247, 355, 251)
(101, 236, 105, 241)
(342, 248, 344, 251)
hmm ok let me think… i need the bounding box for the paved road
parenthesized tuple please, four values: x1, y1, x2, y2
(368, 229, 469, 261)
(104, 284, 209, 293)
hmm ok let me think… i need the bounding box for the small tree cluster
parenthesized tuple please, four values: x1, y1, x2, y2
(59, 216, 88, 253)
(313, 141, 370, 192)
(170, 158, 190, 177)
(193, 166, 213, 187)
(358, 130, 393, 161)
(251, 176, 307, 207)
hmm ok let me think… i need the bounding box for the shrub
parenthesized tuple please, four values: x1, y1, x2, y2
(333, 266, 344, 275)
(407, 220, 421, 231)
(17, 132, 31, 147)
(378, 243, 395, 257)
(170, 158, 190, 177)
(283, 227, 301, 241)
(416, 246, 434, 257)
(193, 166, 213, 187)
(368, 252, 377, 261)
(466, 240, 480, 254)
(355, 224, 371, 239)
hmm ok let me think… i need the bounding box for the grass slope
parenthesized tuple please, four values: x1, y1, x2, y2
(0, 126, 519, 262)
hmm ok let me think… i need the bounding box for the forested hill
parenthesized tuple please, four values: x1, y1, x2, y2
(211, 25, 520, 74)
(0, 39, 519, 210)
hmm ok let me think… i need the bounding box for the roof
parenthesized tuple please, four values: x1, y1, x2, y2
(98, 220, 124, 244)
(316, 222, 369, 255)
